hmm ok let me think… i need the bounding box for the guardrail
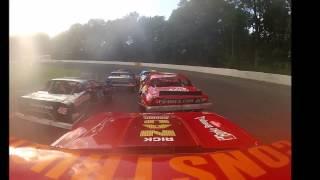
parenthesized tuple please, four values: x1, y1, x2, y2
(38, 60, 291, 86)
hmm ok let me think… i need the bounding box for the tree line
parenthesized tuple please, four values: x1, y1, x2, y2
(10, 0, 291, 74)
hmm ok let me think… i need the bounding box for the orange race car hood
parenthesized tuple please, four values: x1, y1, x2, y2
(51, 112, 259, 152)
(10, 137, 291, 180)
(10, 112, 291, 179)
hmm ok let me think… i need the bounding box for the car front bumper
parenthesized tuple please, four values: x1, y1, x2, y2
(142, 102, 212, 112)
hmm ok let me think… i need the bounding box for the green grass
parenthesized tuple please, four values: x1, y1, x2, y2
(223, 61, 291, 75)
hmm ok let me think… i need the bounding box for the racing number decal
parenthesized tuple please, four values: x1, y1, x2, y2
(140, 116, 176, 142)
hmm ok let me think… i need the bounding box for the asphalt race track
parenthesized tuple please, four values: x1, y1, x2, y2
(10, 62, 291, 145)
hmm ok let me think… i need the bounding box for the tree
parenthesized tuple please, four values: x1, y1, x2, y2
(12, 0, 290, 74)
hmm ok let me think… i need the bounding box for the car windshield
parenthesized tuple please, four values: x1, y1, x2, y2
(111, 72, 132, 77)
(46, 80, 80, 94)
(141, 71, 151, 76)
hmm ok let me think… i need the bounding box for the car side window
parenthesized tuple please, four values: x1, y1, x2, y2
(73, 83, 84, 93)
(180, 78, 192, 86)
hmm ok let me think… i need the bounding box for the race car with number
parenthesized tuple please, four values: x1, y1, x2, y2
(16, 77, 112, 129)
(10, 112, 291, 180)
(139, 72, 212, 112)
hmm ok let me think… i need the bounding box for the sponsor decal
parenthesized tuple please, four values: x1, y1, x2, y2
(159, 99, 195, 104)
(142, 115, 169, 120)
(10, 140, 291, 179)
(144, 137, 174, 142)
(85, 118, 109, 137)
(195, 116, 236, 141)
(57, 107, 68, 115)
(140, 115, 175, 142)
(209, 121, 221, 127)
(168, 87, 188, 91)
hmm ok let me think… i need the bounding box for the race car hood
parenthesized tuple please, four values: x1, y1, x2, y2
(52, 112, 259, 152)
(21, 91, 82, 104)
(10, 137, 291, 180)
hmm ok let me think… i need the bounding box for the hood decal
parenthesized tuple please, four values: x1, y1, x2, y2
(52, 112, 258, 151)
(10, 139, 291, 180)
(195, 116, 237, 141)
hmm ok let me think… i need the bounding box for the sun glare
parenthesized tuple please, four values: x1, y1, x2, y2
(10, 0, 178, 37)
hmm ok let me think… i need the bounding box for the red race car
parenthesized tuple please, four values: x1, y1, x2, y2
(139, 72, 212, 112)
(10, 112, 291, 180)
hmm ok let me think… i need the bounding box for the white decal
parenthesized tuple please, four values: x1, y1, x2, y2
(210, 121, 221, 127)
(143, 116, 170, 120)
(57, 107, 68, 115)
(84, 118, 109, 137)
(195, 116, 237, 141)
(144, 137, 174, 142)
(168, 87, 188, 91)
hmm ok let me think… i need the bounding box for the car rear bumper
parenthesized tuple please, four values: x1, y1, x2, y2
(142, 102, 212, 112)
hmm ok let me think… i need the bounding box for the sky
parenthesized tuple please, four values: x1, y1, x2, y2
(10, 0, 180, 38)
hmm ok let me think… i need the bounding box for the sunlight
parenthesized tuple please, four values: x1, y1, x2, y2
(10, 0, 179, 37)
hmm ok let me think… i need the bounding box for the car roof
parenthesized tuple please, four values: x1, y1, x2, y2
(140, 70, 149, 73)
(51, 77, 88, 83)
(112, 69, 133, 73)
(149, 72, 188, 80)
(140, 70, 156, 74)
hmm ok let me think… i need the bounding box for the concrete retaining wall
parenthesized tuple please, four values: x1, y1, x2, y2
(39, 60, 291, 86)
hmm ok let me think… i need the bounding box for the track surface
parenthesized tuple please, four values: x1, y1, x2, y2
(10, 63, 291, 144)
